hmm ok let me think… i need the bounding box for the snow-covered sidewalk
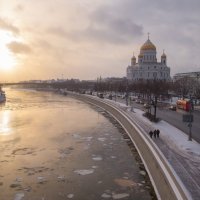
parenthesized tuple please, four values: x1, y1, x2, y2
(104, 98, 200, 200)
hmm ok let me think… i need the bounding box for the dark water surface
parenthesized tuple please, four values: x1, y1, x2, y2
(0, 88, 152, 200)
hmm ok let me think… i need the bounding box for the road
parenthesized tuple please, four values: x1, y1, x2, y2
(108, 96, 200, 200)
(157, 107, 200, 143)
(115, 97, 200, 143)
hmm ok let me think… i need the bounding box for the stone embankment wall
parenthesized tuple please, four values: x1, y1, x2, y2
(71, 93, 189, 200)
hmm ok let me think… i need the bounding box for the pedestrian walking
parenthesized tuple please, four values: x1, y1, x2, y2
(153, 130, 157, 138)
(149, 131, 153, 138)
(156, 129, 160, 138)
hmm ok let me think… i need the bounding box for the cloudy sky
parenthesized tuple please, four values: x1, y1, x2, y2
(0, 0, 199, 82)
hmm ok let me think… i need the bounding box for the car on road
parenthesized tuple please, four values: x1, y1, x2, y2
(169, 104, 176, 111)
(139, 100, 144, 104)
(135, 99, 140, 103)
(144, 103, 151, 109)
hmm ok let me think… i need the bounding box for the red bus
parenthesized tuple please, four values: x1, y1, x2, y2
(176, 99, 191, 112)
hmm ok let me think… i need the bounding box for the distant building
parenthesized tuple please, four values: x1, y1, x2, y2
(126, 35, 171, 81)
(173, 72, 200, 82)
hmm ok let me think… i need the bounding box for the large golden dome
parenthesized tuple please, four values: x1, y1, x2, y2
(140, 39, 156, 51)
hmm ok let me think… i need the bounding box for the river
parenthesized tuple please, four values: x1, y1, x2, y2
(0, 88, 154, 200)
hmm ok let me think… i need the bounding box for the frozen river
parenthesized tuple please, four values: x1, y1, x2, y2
(0, 88, 153, 200)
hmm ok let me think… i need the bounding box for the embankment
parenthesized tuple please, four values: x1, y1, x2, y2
(70, 93, 189, 200)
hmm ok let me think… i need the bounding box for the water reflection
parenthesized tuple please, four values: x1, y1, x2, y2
(0, 88, 152, 200)
(0, 110, 12, 135)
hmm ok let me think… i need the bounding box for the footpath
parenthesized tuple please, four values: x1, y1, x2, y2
(103, 98, 200, 200)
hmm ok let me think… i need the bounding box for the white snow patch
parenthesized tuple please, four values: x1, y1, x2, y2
(134, 108, 200, 158)
(74, 169, 94, 175)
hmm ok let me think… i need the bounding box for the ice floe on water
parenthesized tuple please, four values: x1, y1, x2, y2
(112, 193, 130, 199)
(92, 165, 98, 169)
(114, 178, 137, 188)
(37, 176, 47, 184)
(98, 137, 106, 142)
(85, 136, 93, 141)
(101, 191, 130, 199)
(72, 134, 93, 142)
(92, 155, 103, 161)
(111, 156, 116, 159)
(74, 169, 94, 175)
(10, 177, 23, 188)
(57, 175, 65, 182)
(58, 147, 74, 159)
(14, 193, 24, 200)
(98, 180, 103, 184)
(139, 170, 146, 176)
(101, 193, 112, 198)
(16, 177, 23, 182)
(72, 133, 81, 139)
(67, 194, 74, 198)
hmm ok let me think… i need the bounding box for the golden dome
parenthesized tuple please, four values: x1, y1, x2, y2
(140, 39, 156, 51)
(138, 54, 143, 57)
(131, 56, 136, 60)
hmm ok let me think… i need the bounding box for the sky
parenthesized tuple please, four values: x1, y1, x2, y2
(0, 0, 200, 82)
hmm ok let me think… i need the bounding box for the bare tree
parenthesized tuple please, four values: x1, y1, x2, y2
(172, 77, 195, 98)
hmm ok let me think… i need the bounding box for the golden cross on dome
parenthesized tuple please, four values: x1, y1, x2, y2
(147, 32, 150, 39)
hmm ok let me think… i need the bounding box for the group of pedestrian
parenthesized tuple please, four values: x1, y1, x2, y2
(149, 129, 160, 138)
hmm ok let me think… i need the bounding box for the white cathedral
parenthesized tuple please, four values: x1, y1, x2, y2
(126, 36, 171, 81)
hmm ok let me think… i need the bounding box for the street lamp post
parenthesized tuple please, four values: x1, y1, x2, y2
(188, 96, 193, 141)
(154, 96, 157, 121)
(126, 80, 129, 106)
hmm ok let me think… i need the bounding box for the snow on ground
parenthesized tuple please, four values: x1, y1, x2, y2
(86, 94, 200, 161)
(132, 108, 200, 159)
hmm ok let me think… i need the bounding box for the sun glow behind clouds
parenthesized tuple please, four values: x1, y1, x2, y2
(0, 30, 18, 71)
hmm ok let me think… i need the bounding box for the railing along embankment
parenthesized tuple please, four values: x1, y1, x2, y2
(70, 93, 190, 200)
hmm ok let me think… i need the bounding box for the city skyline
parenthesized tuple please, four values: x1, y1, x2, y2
(0, 0, 200, 82)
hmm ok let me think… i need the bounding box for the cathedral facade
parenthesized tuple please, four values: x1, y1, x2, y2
(126, 36, 171, 81)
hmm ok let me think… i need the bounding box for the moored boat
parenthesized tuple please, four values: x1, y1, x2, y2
(0, 87, 6, 103)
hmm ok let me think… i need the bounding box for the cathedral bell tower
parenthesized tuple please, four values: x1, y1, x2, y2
(161, 50, 167, 65)
(131, 52, 136, 66)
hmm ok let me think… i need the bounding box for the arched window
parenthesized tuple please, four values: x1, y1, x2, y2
(153, 72, 157, 78)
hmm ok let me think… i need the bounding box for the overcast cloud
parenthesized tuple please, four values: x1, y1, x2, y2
(0, 0, 199, 81)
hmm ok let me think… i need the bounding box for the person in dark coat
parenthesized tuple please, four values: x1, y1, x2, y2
(153, 130, 157, 138)
(156, 129, 160, 138)
(149, 131, 153, 138)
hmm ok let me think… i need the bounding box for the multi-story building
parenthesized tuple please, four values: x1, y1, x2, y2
(127, 36, 171, 81)
(173, 72, 200, 82)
